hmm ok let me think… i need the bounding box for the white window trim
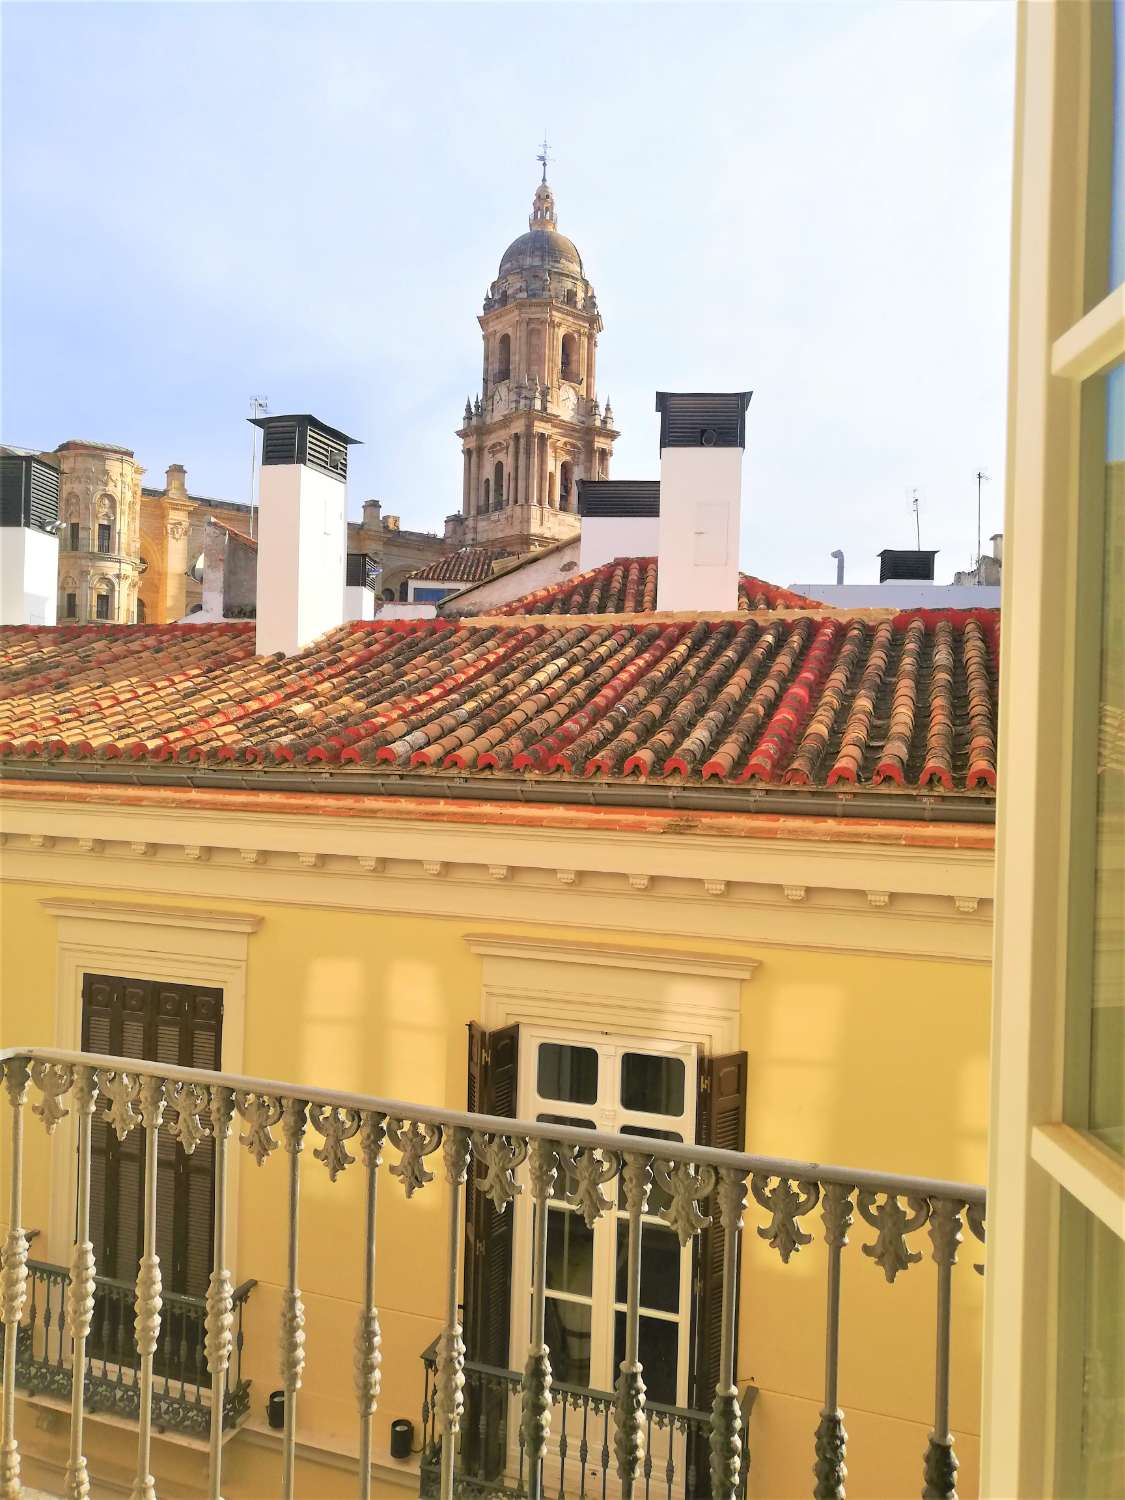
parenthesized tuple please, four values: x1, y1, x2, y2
(40, 897, 260, 1282)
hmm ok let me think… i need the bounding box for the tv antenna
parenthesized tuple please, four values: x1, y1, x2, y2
(911, 488, 921, 548)
(249, 396, 269, 540)
(976, 470, 990, 578)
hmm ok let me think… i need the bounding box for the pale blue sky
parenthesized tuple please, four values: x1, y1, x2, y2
(2, 1, 1014, 586)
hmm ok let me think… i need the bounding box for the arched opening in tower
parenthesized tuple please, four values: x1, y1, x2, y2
(497, 334, 511, 383)
(493, 460, 505, 509)
(559, 461, 574, 511)
(560, 333, 579, 383)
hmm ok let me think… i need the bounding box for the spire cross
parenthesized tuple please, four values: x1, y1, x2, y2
(536, 134, 551, 183)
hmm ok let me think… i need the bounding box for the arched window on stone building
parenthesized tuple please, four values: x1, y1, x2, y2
(560, 333, 579, 383)
(497, 334, 511, 382)
(482, 477, 491, 511)
(94, 579, 114, 622)
(559, 461, 574, 511)
(493, 461, 505, 509)
(136, 598, 146, 624)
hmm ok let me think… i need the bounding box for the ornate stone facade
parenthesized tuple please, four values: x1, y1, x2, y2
(54, 441, 147, 625)
(449, 172, 618, 553)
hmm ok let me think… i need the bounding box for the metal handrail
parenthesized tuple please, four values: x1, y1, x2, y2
(0, 1045, 986, 1204)
(24, 1257, 257, 1312)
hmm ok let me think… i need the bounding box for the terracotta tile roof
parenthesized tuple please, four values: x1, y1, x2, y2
(403, 547, 515, 585)
(492, 557, 824, 615)
(0, 611, 998, 794)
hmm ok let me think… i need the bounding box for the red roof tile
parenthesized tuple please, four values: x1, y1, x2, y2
(403, 546, 515, 584)
(0, 611, 999, 796)
(491, 557, 823, 614)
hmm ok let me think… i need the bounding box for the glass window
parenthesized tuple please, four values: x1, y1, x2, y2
(65, 593, 76, 618)
(68, 522, 79, 551)
(97, 523, 112, 554)
(613, 1312, 678, 1407)
(95, 592, 110, 620)
(1061, 1212, 1125, 1497)
(621, 1053, 685, 1116)
(545, 1206, 593, 1297)
(543, 1298, 590, 1389)
(614, 1220, 681, 1314)
(537, 1042, 597, 1105)
(536, 1112, 596, 1132)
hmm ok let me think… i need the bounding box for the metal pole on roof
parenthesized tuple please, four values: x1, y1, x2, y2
(976, 470, 990, 580)
(249, 396, 268, 540)
(912, 489, 921, 548)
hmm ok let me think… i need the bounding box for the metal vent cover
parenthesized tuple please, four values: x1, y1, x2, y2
(251, 414, 360, 483)
(0, 454, 60, 531)
(345, 552, 379, 589)
(654, 392, 753, 450)
(577, 480, 661, 518)
(878, 549, 938, 582)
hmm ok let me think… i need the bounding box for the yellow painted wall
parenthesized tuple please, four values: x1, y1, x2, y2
(0, 878, 989, 1498)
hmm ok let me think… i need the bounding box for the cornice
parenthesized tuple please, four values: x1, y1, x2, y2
(40, 897, 262, 934)
(464, 934, 759, 980)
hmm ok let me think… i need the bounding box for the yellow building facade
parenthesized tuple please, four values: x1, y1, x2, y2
(1, 782, 992, 1499)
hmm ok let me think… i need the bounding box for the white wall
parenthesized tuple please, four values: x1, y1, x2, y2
(787, 582, 1002, 608)
(656, 447, 743, 612)
(343, 584, 377, 621)
(0, 527, 59, 626)
(440, 538, 581, 615)
(256, 463, 345, 655)
(579, 514, 661, 573)
(376, 601, 437, 620)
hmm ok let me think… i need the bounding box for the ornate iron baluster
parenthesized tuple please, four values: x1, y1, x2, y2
(557, 1393, 568, 1499)
(923, 1198, 964, 1500)
(711, 1168, 748, 1500)
(814, 1183, 854, 1500)
(132, 1073, 166, 1500)
(578, 1394, 590, 1500)
(1, 1057, 30, 1500)
(615, 1151, 651, 1498)
(64, 1069, 98, 1498)
(280, 1098, 308, 1500)
(437, 1128, 470, 1500)
(206, 1085, 235, 1500)
(524, 1137, 558, 1500)
(356, 1112, 386, 1500)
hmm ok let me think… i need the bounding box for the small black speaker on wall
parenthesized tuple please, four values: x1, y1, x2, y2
(267, 1391, 285, 1429)
(390, 1418, 413, 1460)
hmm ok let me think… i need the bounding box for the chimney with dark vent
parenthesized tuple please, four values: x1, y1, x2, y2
(251, 414, 359, 655)
(0, 452, 60, 625)
(878, 549, 937, 583)
(654, 391, 752, 612)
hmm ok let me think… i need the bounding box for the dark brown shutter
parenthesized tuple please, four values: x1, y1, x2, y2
(82, 974, 222, 1297)
(461, 1021, 519, 1478)
(690, 1051, 748, 1487)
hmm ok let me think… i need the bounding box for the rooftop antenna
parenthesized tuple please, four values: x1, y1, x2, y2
(976, 470, 990, 580)
(248, 396, 269, 540)
(536, 132, 552, 183)
(912, 488, 921, 548)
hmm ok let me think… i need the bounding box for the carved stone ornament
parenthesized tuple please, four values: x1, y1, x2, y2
(443, 1127, 471, 1186)
(620, 1153, 653, 1218)
(358, 1111, 387, 1170)
(923, 1435, 959, 1500)
(235, 1092, 283, 1165)
(354, 1305, 382, 1418)
(168, 1082, 210, 1155)
(133, 1250, 163, 1359)
(2, 1056, 30, 1110)
(716, 1167, 749, 1233)
(386, 1118, 443, 1197)
(138, 1074, 166, 1132)
(928, 1197, 964, 1268)
(528, 1136, 560, 1201)
(654, 1159, 717, 1246)
(613, 1364, 646, 1485)
(710, 1385, 743, 1499)
(857, 1192, 931, 1283)
(309, 1104, 360, 1181)
(101, 1071, 142, 1141)
(280, 1288, 306, 1391)
(751, 1174, 820, 1263)
(966, 1201, 986, 1276)
(471, 1131, 528, 1212)
(813, 1408, 848, 1500)
(30, 1060, 73, 1134)
(281, 1097, 307, 1154)
(437, 1325, 467, 1436)
(205, 1267, 234, 1376)
(820, 1182, 856, 1250)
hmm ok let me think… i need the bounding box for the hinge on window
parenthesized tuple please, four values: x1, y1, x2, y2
(700, 1071, 711, 1094)
(482, 1042, 492, 1067)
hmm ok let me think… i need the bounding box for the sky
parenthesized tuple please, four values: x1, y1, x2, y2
(2, 1, 1015, 587)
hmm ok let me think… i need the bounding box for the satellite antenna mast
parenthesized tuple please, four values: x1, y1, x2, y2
(976, 470, 990, 578)
(912, 488, 921, 548)
(249, 396, 269, 540)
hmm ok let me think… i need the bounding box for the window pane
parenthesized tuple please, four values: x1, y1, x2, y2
(544, 1297, 591, 1389)
(614, 1219, 681, 1314)
(545, 1206, 593, 1298)
(537, 1042, 597, 1105)
(1090, 364, 1124, 1155)
(1061, 1212, 1125, 1497)
(536, 1112, 596, 1132)
(621, 1054, 685, 1116)
(613, 1312, 678, 1406)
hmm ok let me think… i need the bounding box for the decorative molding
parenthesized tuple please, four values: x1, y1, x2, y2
(488, 865, 510, 882)
(422, 860, 444, 878)
(40, 898, 262, 935)
(298, 852, 321, 869)
(28, 834, 52, 850)
(183, 845, 209, 862)
(783, 885, 807, 903)
(129, 841, 153, 857)
(240, 849, 262, 865)
(627, 873, 651, 892)
(555, 869, 578, 886)
(866, 891, 891, 909)
(465, 935, 759, 982)
(953, 896, 980, 915)
(77, 837, 101, 855)
(357, 855, 384, 873)
(704, 879, 728, 898)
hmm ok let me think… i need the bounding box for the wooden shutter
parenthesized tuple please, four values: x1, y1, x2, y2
(461, 1021, 519, 1479)
(690, 1050, 748, 1483)
(82, 974, 222, 1298)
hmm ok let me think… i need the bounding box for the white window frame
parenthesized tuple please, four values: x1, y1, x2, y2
(985, 4, 1125, 1495)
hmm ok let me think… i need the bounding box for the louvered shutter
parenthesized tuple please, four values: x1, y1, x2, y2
(689, 1051, 748, 1490)
(461, 1021, 519, 1478)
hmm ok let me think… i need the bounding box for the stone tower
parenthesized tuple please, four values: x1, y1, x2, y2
(54, 441, 146, 623)
(450, 168, 618, 552)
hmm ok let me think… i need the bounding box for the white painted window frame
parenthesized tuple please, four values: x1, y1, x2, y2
(40, 897, 259, 1281)
(985, 4, 1125, 1495)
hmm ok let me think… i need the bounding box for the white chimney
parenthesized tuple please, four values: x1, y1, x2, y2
(252, 414, 359, 655)
(654, 392, 752, 612)
(0, 452, 60, 626)
(990, 532, 1004, 563)
(577, 480, 661, 572)
(343, 552, 378, 621)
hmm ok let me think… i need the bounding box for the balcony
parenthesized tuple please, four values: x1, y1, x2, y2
(0, 1046, 986, 1500)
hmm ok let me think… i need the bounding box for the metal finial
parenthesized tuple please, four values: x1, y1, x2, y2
(537, 133, 551, 183)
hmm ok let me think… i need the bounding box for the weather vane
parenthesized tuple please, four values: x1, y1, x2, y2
(537, 133, 552, 183)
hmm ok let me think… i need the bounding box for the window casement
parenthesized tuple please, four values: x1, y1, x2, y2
(65, 592, 77, 619)
(68, 521, 80, 551)
(462, 1021, 747, 1484)
(94, 591, 110, 620)
(97, 522, 112, 554)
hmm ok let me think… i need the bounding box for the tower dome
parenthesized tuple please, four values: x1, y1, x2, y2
(497, 178, 584, 279)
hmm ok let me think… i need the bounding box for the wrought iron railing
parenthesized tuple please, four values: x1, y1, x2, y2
(14, 1257, 254, 1437)
(0, 1046, 986, 1500)
(419, 1338, 753, 1499)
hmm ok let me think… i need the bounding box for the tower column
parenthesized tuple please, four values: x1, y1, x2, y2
(462, 450, 471, 514)
(469, 443, 481, 517)
(521, 423, 533, 508)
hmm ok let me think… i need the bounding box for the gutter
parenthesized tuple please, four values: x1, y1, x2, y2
(0, 762, 996, 824)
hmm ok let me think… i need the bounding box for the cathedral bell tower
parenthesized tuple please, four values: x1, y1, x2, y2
(450, 159, 618, 552)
